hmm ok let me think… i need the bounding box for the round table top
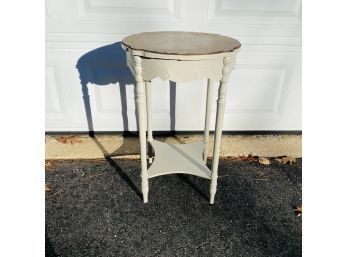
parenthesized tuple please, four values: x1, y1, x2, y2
(122, 31, 241, 56)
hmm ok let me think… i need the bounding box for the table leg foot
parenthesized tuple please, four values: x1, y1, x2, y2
(209, 194, 216, 204)
(210, 172, 217, 204)
(142, 184, 149, 203)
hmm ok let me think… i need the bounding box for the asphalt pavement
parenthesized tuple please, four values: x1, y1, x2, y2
(46, 158, 302, 257)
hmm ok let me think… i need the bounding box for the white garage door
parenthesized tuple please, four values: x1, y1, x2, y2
(46, 0, 301, 132)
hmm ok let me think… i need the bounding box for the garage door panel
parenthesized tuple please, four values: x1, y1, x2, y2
(46, 0, 301, 131)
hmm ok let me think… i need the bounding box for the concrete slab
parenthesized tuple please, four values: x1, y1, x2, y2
(45, 134, 301, 159)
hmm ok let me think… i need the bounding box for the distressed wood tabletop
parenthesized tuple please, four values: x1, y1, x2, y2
(122, 31, 241, 55)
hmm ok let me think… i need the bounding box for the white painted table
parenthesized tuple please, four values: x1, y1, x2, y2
(122, 31, 241, 204)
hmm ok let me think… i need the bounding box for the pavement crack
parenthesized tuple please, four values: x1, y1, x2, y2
(46, 188, 64, 198)
(173, 243, 190, 254)
(218, 174, 231, 179)
(195, 241, 210, 250)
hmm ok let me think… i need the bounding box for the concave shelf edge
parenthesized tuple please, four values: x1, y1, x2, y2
(147, 140, 212, 180)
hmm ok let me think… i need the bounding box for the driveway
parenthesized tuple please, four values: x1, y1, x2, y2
(46, 158, 302, 257)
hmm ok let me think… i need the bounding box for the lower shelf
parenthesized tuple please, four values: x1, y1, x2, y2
(147, 140, 212, 179)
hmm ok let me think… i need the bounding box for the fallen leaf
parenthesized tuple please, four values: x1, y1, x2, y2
(275, 156, 296, 165)
(293, 205, 302, 217)
(45, 184, 51, 192)
(258, 157, 271, 165)
(45, 161, 53, 171)
(239, 154, 258, 162)
(255, 171, 268, 181)
(55, 135, 82, 145)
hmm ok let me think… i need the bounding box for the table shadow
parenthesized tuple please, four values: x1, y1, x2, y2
(76, 41, 177, 151)
(76, 43, 177, 198)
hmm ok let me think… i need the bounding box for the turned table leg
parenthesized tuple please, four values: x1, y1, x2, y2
(145, 81, 153, 164)
(203, 79, 214, 163)
(210, 57, 233, 204)
(134, 56, 149, 203)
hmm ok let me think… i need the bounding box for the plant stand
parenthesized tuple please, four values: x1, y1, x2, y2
(122, 31, 241, 204)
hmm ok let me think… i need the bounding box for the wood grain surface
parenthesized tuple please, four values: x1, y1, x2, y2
(122, 31, 241, 55)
